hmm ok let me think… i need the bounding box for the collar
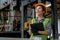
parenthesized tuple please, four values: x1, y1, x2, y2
(35, 17, 45, 23)
(36, 17, 45, 21)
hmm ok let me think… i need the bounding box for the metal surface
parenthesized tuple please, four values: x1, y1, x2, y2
(0, 0, 12, 9)
(51, 0, 58, 39)
(0, 37, 29, 40)
(20, 4, 24, 38)
(20, 0, 37, 38)
(38, 0, 41, 3)
(41, 0, 45, 3)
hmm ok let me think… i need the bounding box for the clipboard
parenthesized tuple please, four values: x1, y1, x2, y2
(30, 22, 44, 35)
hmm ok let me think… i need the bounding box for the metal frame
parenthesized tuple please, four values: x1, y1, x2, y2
(20, 3, 24, 38)
(51, 0, 58, 39)
(20, 0, 36, 38)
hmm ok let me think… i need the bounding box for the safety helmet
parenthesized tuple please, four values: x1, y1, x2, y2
(33, 3, 47, 15)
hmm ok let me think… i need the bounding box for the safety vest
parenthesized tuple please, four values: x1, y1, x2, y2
(30, 18, 51, 40)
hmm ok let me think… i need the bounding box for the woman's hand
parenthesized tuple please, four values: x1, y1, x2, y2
(38, 31, 48, 35)
(28, 31, 32, 35)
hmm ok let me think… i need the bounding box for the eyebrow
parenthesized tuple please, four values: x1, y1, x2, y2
(35, 7, 42, 9)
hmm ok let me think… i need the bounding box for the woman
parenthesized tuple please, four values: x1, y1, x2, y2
(28, 3, 51, 40)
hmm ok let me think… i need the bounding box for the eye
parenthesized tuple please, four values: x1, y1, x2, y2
(39, 8, 42, 10)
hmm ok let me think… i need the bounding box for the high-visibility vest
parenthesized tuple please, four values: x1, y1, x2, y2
(30, 18, 51, 40)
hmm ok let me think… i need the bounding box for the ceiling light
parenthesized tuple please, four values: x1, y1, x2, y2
(45, 1, 51, 7)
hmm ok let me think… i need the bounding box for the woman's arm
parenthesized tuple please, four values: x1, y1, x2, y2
(28, 25, 32, 35)
(28, 31, 32, 35)
(38, 31, 48, 35)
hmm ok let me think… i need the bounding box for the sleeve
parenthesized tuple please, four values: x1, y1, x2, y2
(46, 22, 51, 36)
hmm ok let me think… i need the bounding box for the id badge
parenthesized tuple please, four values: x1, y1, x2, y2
(33, 36, 42, 40)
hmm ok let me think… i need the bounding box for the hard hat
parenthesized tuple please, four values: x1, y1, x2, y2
(33, 3, 47, 15)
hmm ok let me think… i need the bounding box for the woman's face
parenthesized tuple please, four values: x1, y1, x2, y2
(35, 6, 43, 16)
